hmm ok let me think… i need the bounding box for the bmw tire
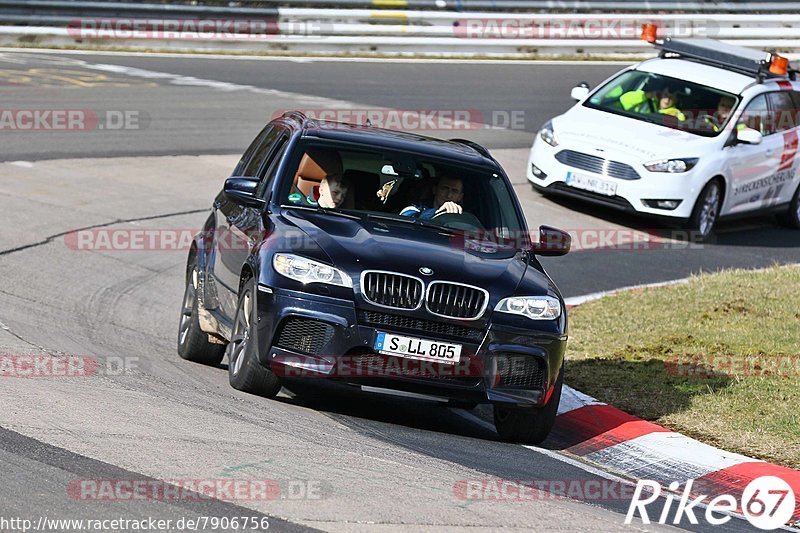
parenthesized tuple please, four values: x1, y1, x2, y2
(227, 277, 282, 398)
(493, 367, 563, 445)
(177, 254, 226, 366)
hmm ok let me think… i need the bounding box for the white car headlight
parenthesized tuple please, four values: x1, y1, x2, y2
(644, 158, 698, 173)
(495, 296, 562, 320)
(539, 120, 559, 147)
(273, 253, 352, 288)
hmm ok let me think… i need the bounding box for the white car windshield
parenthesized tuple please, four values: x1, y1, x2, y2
(584, 70, 739, 137)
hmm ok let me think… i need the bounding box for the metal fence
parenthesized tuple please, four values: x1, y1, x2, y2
(5, 0, 800, 11)
(1, 1, 799, 57)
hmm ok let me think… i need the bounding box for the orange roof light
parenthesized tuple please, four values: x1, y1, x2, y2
(770, 54, 789, 76)
(641, 23, 657, 43)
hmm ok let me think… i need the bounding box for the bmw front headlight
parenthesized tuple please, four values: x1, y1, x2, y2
(495, 296, 562, 320)
(273, 253, 352, 288)
(644, 158, 698, 173)
(539, 120, 559, 147)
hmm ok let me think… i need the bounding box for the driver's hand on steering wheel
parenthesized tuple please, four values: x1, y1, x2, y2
(702, 114, 721, 129)
(435, 202, 463, 216)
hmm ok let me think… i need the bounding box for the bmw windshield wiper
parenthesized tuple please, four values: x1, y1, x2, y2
(287, 207, 456, 233)
(414, 219, 457, 233)
(365, 213, 417, 225)
(283, 204, 363, 220)
(366, 213, 456, 234)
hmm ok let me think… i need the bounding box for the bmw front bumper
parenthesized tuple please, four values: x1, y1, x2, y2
(254, 286, 566, 408)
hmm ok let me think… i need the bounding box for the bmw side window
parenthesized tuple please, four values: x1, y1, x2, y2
(256, 133, 289, 180)
(766, 92, 798, 132)
(242, 127, 280, 177)
(234, 126, 271, 176)
(737, 95, 771, 136)
(256, 137, 289, 198)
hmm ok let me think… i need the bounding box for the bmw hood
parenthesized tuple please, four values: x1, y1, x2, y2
(281, 209, 552, 298)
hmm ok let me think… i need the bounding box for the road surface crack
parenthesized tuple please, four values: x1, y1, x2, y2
(0, 318, 55, 353)
(0, 207, 209, 354)
(0, 207, 209, 257)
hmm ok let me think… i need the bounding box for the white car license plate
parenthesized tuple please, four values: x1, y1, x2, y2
(566, 171, 618, 197)
(374, 332, 461, 365)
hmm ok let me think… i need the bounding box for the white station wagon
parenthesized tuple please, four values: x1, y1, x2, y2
(527, 35, 800, 238)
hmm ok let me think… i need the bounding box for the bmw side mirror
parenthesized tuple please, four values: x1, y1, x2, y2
(223, 177, 265, 209)
(736, 127, 762, 145)
(570, 82, 590, 101)
(533, 225, 571, 256)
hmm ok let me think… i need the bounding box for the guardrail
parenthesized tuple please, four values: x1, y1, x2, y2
(6, 0, 800, 12)
(1, 2, 799, 57)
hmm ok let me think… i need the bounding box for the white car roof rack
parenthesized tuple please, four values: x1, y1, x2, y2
(641, 26, 796, 83)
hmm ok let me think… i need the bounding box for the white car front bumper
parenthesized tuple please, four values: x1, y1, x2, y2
(527, 138, 705, 220)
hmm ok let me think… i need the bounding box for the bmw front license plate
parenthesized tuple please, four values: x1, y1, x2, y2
(374, 332, 461, 364)
(566, 171, 617, 197)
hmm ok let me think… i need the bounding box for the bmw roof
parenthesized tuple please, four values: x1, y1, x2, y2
(283, 115, 499, 169)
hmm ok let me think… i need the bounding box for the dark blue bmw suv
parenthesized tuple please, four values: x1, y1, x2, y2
(178, 112, 571, 444)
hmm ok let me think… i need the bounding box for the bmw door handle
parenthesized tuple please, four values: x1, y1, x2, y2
(765, 148, 775, 156)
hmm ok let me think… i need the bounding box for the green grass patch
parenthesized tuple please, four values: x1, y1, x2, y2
(566, 265, 800, 469)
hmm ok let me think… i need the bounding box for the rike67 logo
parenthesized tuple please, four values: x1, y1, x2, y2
(626, 476, 796, 530)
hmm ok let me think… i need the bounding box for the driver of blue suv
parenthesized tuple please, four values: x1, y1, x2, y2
(399, 175, 465, 220)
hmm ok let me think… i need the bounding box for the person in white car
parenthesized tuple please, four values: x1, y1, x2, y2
(619, 85, 687, 121)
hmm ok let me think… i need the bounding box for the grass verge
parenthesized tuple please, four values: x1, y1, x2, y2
(566, 265, 800, 469)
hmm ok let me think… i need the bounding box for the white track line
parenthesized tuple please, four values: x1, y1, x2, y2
(15, 56, 503, 133)
(451, 270, 800, 530)
(557, 384, 606, 415)
(448, 407, 786, 529)
(564, 278, 691, 308)
(449, 407, 632, 484)
(0, 52, 26, 63)
(585, 432, 758, 483)
(0, 47, 635, 65)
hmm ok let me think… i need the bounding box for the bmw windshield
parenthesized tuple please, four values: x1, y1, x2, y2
(584, 70, 740, 137)
(279, 140, 527, 241)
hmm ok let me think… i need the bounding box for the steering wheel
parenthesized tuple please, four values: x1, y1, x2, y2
(430, 211, 484, 230)
(698, 113, 721, 131)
